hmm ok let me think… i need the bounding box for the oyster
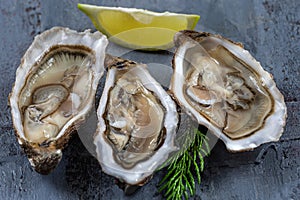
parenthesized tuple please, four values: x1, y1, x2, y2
(9, 27, 108, 174)
(170, 30, 287, 152)
(94, 55, 178, 187)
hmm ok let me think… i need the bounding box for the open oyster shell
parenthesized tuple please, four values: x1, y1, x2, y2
(9, 27, 108, 174)
(170, 30, 287, 152)
(94, 55, 178, 186)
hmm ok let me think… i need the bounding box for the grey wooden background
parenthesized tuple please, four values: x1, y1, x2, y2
(0, 0, 299, 199)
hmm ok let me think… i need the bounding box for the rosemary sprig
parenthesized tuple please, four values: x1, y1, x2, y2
(158, 128, 209, 200)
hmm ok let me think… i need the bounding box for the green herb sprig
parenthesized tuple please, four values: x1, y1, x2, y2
(158, 128, 209, 200)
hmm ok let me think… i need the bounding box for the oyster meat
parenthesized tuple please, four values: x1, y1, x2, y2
(94, 55, 178, 186)
(9, 27, 108, 174)
(170, 30, 287, 152)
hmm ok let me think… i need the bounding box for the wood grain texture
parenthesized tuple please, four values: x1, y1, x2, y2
(0, 0, 299, 199)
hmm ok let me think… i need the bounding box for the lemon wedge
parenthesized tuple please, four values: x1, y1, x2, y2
(78, 4, 200, 50)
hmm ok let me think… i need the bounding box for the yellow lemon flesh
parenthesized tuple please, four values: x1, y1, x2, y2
(78, 4, 200, 50)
